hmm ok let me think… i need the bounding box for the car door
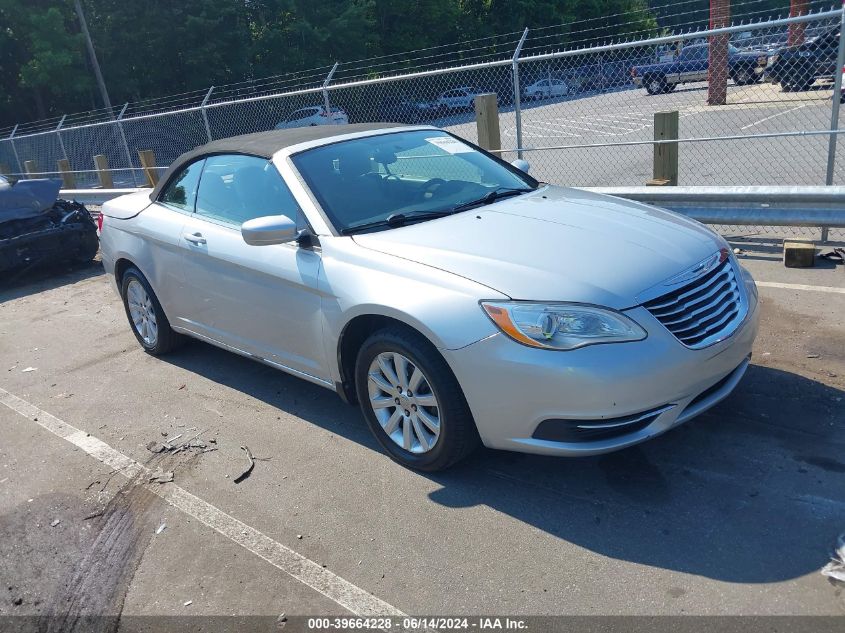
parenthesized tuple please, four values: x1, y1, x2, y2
(678, 46, 706, 82)
(178, 154, 328, 381)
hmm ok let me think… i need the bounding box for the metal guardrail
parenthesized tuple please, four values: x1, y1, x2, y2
(62, 185, 845, 229)
(585, 186, 845, 228)
(60, 188, 144, 205)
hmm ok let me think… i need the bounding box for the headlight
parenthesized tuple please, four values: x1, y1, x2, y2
(481, 302, 646, 351)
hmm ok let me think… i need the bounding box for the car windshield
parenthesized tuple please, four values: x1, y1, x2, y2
(291, 130, 537, 234)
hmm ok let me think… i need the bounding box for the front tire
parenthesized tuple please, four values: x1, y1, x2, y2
(120, 267, 183, 355)
(354, 326, 479, 471)
(732, 67, 756, 85)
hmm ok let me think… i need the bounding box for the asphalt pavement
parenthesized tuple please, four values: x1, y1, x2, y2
(0, 237, 844, 629)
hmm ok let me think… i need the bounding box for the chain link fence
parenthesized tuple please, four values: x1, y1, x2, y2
(0, 8, 843, 240)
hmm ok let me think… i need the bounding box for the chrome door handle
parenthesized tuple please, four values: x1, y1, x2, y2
(184, 232, 206, 245)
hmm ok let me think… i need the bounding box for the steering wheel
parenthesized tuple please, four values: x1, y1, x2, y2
(421, 178, 448, 200)
(357, 172, 385, 188)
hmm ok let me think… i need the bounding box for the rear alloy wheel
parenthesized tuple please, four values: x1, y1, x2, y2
(645, 76, 666, 95)
(120, 267, 183, 355)
(355, 326, 479, 471)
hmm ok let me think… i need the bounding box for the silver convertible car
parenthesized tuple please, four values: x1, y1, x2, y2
(100, 123, 759, 471)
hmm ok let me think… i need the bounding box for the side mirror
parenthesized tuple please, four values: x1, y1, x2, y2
(241, 215, 297, 246)
(511, 159, 531, 174)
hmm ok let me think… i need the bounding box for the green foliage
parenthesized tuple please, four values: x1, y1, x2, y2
(0, 0, 90, 123)
(0, 0, 802, 127)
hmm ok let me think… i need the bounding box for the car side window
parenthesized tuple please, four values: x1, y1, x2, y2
(289, 108, 315, 122)
(159, 159, 204, 212)
(195, 155, 300, 227)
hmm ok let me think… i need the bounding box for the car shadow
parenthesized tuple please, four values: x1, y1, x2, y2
(159, 341, 844, 584)
(0, 258, 105, 302)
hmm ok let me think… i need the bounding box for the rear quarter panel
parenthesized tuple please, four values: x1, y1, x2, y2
(100, 201, 187, 320)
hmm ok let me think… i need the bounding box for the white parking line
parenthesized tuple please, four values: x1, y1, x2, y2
(0, 386, 406, 618)
(757, 281, 845, 294)
(740, 104, 806, 130)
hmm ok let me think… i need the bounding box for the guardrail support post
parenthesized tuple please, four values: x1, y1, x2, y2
(57, 158, 75, 188)
(474, 94, 502, 157)
(201, 86, 215, 141)
(322, 63, 339, 124)
(512, 28, 529, 159)
(138, 150, 158, 187)
(94, 154, 113, 188)
(24, 160, 37, 178)
(649, 111, 679, 186)
(823, 1, 845, 243)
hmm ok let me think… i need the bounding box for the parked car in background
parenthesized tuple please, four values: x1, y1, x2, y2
(523, 78, 570, 100)
(632, 43, 767, 94)
(435, 87, 481, 111)
(275, 106, 348, 129)
(766, 26, 841, 91)
(1, 177, 98, 274)
(840, 64, 845, 103)
(378, 95, 437, 123)
(561, 64, 602, 93)
(99, 123, 759, 471)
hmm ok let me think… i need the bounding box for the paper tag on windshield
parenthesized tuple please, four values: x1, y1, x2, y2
(426, 136, 472, 154)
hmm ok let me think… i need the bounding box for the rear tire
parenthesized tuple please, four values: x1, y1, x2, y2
(120, 267, 183, 355)
(782, 74, 813, 91)
(354, 326, 479, 471)
(732, 68, 756, 85)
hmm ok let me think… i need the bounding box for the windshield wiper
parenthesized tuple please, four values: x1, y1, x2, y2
(340, 187, 535, 235)
(448, 187, 535, 214)
(341, 210, 453, 235)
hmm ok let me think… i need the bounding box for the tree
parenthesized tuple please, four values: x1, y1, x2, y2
(0, 0, 90, 122)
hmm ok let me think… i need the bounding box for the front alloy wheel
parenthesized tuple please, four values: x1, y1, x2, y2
(355, 326, 479, 471)
(368, 352, 441, 453)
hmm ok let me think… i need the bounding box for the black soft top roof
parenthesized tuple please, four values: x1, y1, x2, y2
(149, 123, 408, 200)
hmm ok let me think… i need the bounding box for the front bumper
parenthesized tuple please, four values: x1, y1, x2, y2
(442, 289, 759, 456)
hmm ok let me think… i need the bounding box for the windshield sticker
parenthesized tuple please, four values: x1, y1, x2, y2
(426, 136, 472, 154)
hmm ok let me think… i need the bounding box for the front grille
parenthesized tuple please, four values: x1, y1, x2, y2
(644, 257, 743, 349)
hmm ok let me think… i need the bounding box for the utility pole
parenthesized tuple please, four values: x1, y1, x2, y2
(73, 0, 113, 117)
(707, 0, 731, 106)
(788, 0, 809, 47)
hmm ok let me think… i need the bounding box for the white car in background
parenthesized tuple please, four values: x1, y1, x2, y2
(523, 78, 570, 100)
(435, 87, 481, 111)
(275, 106, 348, 129)
(840, 64, 844, 103)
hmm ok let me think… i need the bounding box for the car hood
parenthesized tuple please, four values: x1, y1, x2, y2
(352, 186, 723, 309)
